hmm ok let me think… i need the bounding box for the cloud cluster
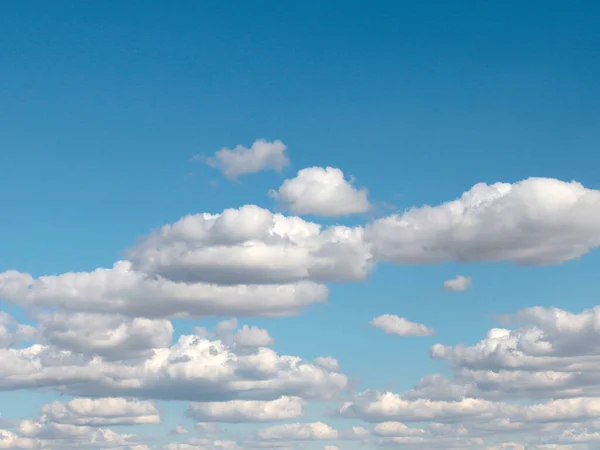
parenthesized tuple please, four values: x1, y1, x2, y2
(0, 204, 377, 322)
(0, 333, 347, 402)
(0, 314, 348, 448)
(3, 177, 600, 324)
(428, 305, 600, 400)
(336, 304, 600, 448)
(0, 398, 147, 449)
(3, 154, 600, 449)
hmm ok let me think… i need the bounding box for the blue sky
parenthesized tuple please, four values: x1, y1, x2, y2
(1, 1, 600, 449)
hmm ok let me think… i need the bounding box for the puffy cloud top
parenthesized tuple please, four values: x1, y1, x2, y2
(270, 166, 371, 216)
(257, 422, 339, 440)
(367, 177, 600, 265)
(126, 205, 373, 285)
(188, 397, 304, 423)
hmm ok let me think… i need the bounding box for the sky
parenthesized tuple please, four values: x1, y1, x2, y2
(1, 1, 600, 449)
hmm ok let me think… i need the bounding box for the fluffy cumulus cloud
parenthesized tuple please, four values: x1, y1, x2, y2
(339, 389, 600, 447)
(370, 314, 435, 337)
(0, 430, 38, 449)
(339, 390, 501, 423)
(0, 333, 347, 402)
(125, 204, 372, 285)
(0, 203, 374, 321)
(41, 397, 160, 426)
(232, 325, 274, 347)
(204, 139, 290, 179)
(371, 421, 485, 448)
(194, 319, 275, 348)
(1, 410, 142, 449)
(35, 312, 174, 360)
(373, 421, 426, 437)
(443, 275, 472, 292)
(257, 422, 339, 440)
(0, 315, 347, 448)
(367, 177, 600, 265)
(0, 265, 331, 320)
(269, 166, 371, 216)
(163, 438, 241, 450)
(3, 171, 600, 449)
(187, 396, 305, 423)
(335, 303, 600, 448)
(0, 204, 373, 320)
(427, 305, 600, 400)
(0, 206, 372, 320)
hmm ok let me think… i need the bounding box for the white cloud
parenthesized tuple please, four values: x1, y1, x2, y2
(172, 425, 189, 435)
(314, 356, 341, 372)
(0, 204, 375, 321)
(443, 275, 472, 292)
(3, 174, 600, 450)
(233, 325, 274, 347)
(194, 319, 274, 348)
(485, 444, 527, 450)
(204, 139, 289, 179)
(164, 439, 241, 450)
(40, 397, 160, 426)
(6, 416, 139, 449)
(337, 302, 600, 448)
(126, 204, 372, 285)
(0, 429, 40, 449)
(376, 434, 484, 448)
(339, 426, 370, 440)
(370, 314, 434, 337)
(0, 333, 348, 402)
(0, 261, 328, 319)
(367, 177, 600, 265)
(257, 422, 338, 440)
(4, 290, 600, 450)
(36, 312, 173, 360)
(434, 305, 600, 374)
(194, 423, 221, 435)
(269, 166, 371, 216)
(339, 390, 499, 422)
(188, 396, 304, 423)
(425, 305, 600, 401)
(402, 373, 476, 401)
(373, 422, 426, 437)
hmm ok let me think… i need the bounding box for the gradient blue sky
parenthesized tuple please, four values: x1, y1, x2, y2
(1, 1, 600, 449)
